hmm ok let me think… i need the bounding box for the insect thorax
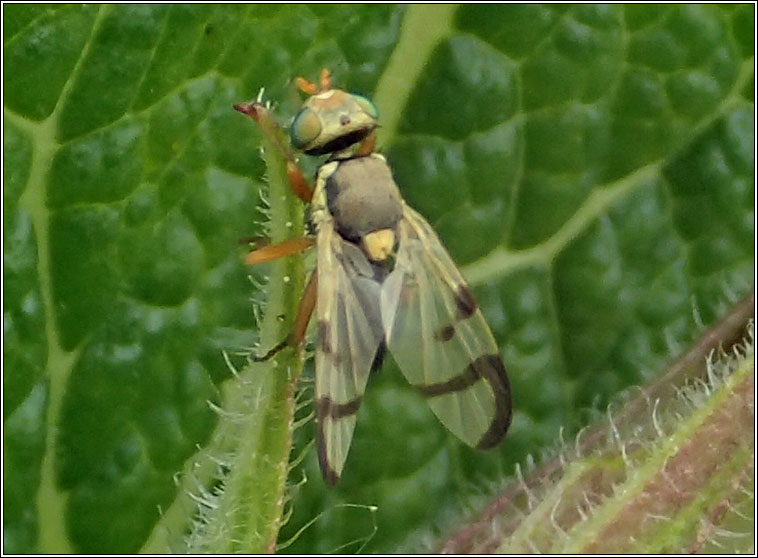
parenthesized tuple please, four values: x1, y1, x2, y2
(312, 153, 403, 262)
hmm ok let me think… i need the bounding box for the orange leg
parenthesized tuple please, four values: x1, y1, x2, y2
(354, 130, 377, 156)
(289, 269, 317, 347)
(245, 236, 314, 265)
(253, 270, 317, 362)
(287, 161, 313, 202)
(234, 101, 314, 202)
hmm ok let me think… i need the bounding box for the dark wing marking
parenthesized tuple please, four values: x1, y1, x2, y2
(381, 205, 512, 449)
(315, 220, 384, 485)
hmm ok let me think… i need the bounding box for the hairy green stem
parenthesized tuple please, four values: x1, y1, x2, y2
(437, 293, 754, 554)
(144, 103, 306, 554)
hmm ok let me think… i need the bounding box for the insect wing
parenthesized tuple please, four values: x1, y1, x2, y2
(381, 206, 512, 449)
(315, 221, 384, 485)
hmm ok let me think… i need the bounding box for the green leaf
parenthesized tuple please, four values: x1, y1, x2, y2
(3, 4, 753, 554)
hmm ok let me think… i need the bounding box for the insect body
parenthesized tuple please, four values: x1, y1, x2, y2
(237, 70, 512, 486)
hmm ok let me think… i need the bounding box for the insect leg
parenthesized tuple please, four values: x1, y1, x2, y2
(353, 129, 377, 156)
(286, 160, 313, 202)
(289, 269, 317, 347)
(245, 236, 314, 265)
(252, 270, 317, 362)
(234, 101, 314, 202)
(251, 338, 289, 362)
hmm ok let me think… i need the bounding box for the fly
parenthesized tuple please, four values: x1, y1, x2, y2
(235, 69, 512, 486)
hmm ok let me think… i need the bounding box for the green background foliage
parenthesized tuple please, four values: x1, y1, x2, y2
(3, 4, 754, 553)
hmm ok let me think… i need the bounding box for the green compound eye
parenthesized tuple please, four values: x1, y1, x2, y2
(290, 107, 322, 149)
(352, 94, 379, 120)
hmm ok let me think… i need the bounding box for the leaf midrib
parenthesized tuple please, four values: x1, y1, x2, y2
(10, 5, 111, 553)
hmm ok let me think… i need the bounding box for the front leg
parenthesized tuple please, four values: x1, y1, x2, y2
(245, 236, 314, 265)
(234, 100, 314, 203)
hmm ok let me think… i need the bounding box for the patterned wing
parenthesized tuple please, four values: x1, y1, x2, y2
(315, 220, 385, 486)
(381, 205, 512, 449)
